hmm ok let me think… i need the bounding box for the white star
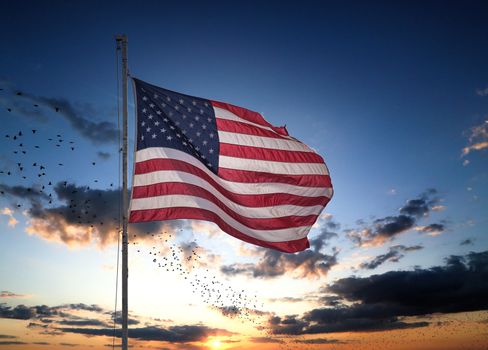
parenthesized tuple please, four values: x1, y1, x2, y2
(207, 162, 212, 167)
(166, 96, 171, 102)
(175, 121, 180, 126)
(156, 110, 162, 115)
(182, 129, 187, 134)
(187, 107, 192, 112)
(141, 121, 146, 127)
(201, 154, 206, 159)
(163, 117, 169, 122)
(176, 133, 181, 138)
(195, 146, 200, 151)
(153, 93, 158, 98)
(209, 148, 214, 154)
(160, 128, 166, 133)
(192, 100, 197, 106)
(182, 114, 187, 119)
(189, 138, 193, 143)
(207, 117, 212, 123)
(200, 109, 204, 114)
(168, 111, 173, 116)
(148, 114, 153, 120)
(201, 124, 207, 130)
(203, 140, 208, 145)
(170, 125, 175, 130)
(196, 131, 201, 137)
(146, 127, 151, 132)
(209, 132, 214, 138)
(152, 133, 157, 139)
(167, 135, 173, 140)
(161, 103, 166, 108)
(142, 108, 147, 113)
(142, 96, 148, 101)
(189, 123, 194, 128)
(204, 102, 209, 107)
(175, 105, 179, 111)
(179, 98, 184, 104)
(195, 116, 200, 121)
(182, 141, 187, 146)
(154, 121, 160, 126)
(149, 103, 155, 108)
(141, 135, 144, 140)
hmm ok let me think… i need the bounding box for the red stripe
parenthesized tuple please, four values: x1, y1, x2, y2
(218, 167, 332, 188)
(135, 158, 331, 190)
(129, 207, 310, 253)
(132, 195, 317, 231)
(219, 143, 324, 163)
(216, 118, 288, 140)
(133, 181, 330, 208)
(211, 100, 289, 137)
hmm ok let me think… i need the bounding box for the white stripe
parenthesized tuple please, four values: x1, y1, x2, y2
(219, 155, 328, 175)
(214, 106, 295, 140)
(135, 147, 332, 197)
(133, 171, 324, 218)
(218, 130, 313, 153)
(130, 195, 312, 242)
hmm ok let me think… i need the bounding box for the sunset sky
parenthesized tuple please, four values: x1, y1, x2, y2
(1, 1, 488, 349)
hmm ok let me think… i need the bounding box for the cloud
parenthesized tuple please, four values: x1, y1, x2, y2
(476, 87, 488, 96)
(0, 182, 185, 247)
(58, 325, 232, 343)
(268, 250, 488, 335)
(347, 189, 443, 246)
(220, 234, 338, 279)
(97, 151, 112, 160)
(460, 238, 474, 246)
(359, 245, 423, 270)
(0, 335, 17, 339)
(415, 223, 445, 236)
(294, 338, 346, 344)
(0, 291, 29, 299)
(462, 120, 488, 158)
(15, 91, 119, 144)
(1, 207, 18, 227)
(0, 304, 37, 320)
(249, 336, 284, 344)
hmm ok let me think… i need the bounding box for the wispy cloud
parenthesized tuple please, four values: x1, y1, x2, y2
(462, 120, 488, 158)
(359, 245, 423, 270)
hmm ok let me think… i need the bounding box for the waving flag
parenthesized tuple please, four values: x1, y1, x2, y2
(129, 78, 333, 253)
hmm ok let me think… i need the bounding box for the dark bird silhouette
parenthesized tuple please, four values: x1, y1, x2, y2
(55, 107, 60, 112)
(32, 129, 36, 133)
(7, 108, 11, 112)
(92, 162, 96, 165)
(16, 92, 22, 96)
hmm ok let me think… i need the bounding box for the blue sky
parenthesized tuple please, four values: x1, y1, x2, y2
(1, 1, 487, 350)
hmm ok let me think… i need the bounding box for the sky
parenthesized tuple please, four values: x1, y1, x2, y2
(0, 0, 487, 349)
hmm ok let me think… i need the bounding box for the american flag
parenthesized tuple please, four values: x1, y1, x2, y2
(129, 78, 333, 253)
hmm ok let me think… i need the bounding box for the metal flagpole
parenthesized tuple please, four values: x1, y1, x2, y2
(116, 34, 129, 350)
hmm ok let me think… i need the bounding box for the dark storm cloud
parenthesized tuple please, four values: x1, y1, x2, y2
(58, 325, 232, 343)
(0, 341, 29, 345)
(0, 335, 17, 339)
(0, 304, 37, 320)
(14, 182, 185, 247)
(58, 318, 107, 327)
(220, 226, 338, 279)
(359, 245, 423, 270)
(0, 184, 50, 202)
(221, 247, 338, 279)
(267, 251, 488, 335)
(348, 189, 444, 246)
(19, 92, 119, 144)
